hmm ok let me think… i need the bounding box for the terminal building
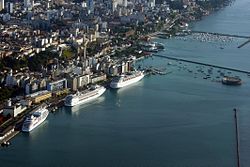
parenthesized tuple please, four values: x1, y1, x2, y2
(26, 90, 52, 104)
(3, 99, 27, 118)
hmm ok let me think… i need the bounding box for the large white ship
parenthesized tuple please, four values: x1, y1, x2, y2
(22, 105, 49, 132)
(110, 71, 144, 89)
(64, 85, 106, 107)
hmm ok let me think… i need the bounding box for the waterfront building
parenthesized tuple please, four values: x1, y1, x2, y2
(52, 89, 69, 97)
(66, 74, 91, 91)
(25, 78, 47, 95)
(77, 74, 90, 88)
(67, 75, 78, 91)
(19, 99, 32, 107)
(0, 126, 15, 141)
(108, 65, 118, 76)
(91, 73, 107, 84)
(47, 79, 68, 92)
(3, 99, 27, 118)
(27, 90, 52, 104)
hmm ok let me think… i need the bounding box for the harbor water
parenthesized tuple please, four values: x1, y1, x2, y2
(1, 0, 250, 166)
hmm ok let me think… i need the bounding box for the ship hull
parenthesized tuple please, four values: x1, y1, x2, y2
(222, 80, 242, 85)
(22, 109, 49, 132)
(64, 87, 106, 107)
(110, 74, 144, 89)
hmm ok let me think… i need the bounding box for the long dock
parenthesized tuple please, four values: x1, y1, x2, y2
(0, 131, 20, 146)
(238, 39, 250, 48)
(234, 109, 241, 167)
(153, 54, 250, 74)
(191, 31, 250, 39)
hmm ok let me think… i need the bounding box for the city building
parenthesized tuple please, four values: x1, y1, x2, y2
(25, 78, 47, 95)
(3, 99, 27, 118)
(6, 2, 13, 14)
(5, 70, 17, 87)
(77, 74, 90, 88)
(47, 79, 68, 92)
(0, 0, 4, 11)
(149, 0, 155, 8)
(24, 0, 30, 8)
(67, 75, 78, 91)
(123, 0, 127, 8)
(27, 90, 52, 104)
(91, 73, 107, 83)
(87, 0, 94, 13)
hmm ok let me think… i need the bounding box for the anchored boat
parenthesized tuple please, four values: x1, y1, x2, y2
(222, 76, 242, 85)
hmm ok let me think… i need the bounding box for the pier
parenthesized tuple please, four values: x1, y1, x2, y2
(238, 39, 250, 48)
(234, 109, 241, 167)
(153, 54, 250, 74)
(0, 131, 19, 146)
(191, 31, 250, 39)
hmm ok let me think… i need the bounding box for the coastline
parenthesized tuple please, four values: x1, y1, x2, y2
(0, 1, 238, 147)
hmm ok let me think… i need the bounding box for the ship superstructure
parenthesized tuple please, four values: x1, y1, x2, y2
(64, 85, 106, 107)
(110, 71, 144, 89)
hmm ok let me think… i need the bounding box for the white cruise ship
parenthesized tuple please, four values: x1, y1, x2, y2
(64, 85, 106, 107)
(110, 71, 144, 89)
(22, 105, 49, 132)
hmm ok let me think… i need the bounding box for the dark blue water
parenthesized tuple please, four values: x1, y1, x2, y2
(1, 1, 250, 166)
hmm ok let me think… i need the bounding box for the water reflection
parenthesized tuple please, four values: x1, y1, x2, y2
(22, 120, 49, 141)
(115, 81, 144, 95)
(108, 81, 144, 108)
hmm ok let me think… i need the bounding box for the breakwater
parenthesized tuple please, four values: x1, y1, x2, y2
(191, 31, 250, 39)
(238, 39, 250, 48)
(153, 54, 250, 74)
(234, 109, 241, 167)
